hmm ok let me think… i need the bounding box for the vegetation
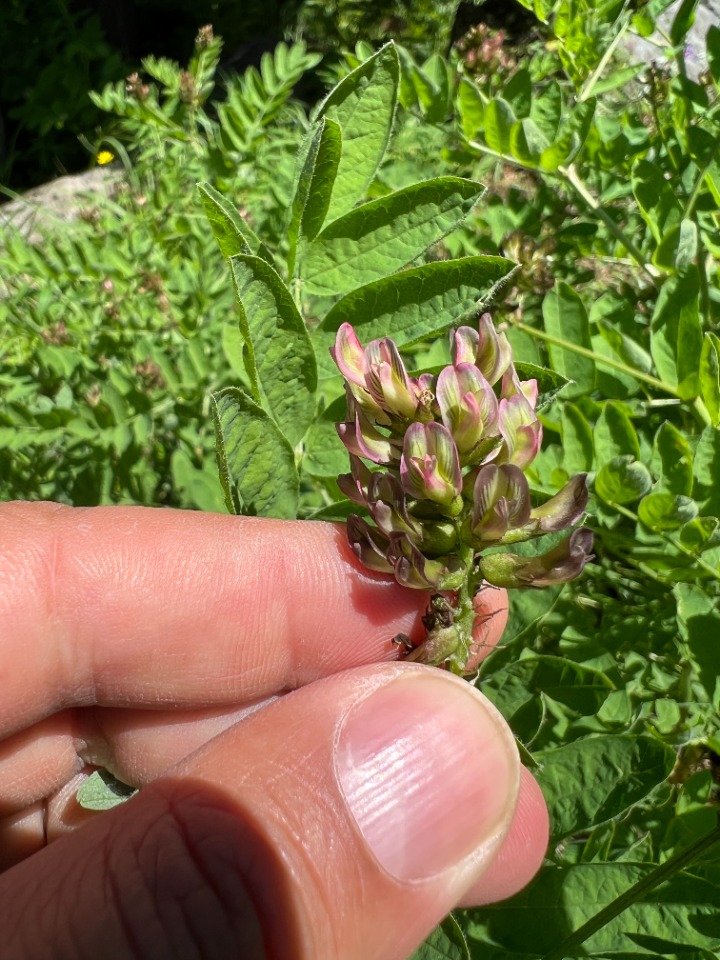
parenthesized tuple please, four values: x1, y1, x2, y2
(2, 1, 720, 957)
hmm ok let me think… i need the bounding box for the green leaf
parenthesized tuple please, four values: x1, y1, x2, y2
(596, 317, 654, 376)
(76, 769, 137, 811)
(530, 79, 562, 142)
(594, 400, 640, 460)
(469, 862, 720, 956)
(560, 402, 595, 473)
(699, 332, 720, 427)
(670, 0, 700, 45)
(632, 159, 682, 244)
(590, 62, 645, 96)
(198, 182, 262, 258)
(484, 98, 516, 155)
(457, 77, 485, 139)
(653, 219, 698, 272)
(638, 492, 698, 531)
(299, 177, 484, 296)
(316, 256, 516, 377)
(503, 68, 532, 118)
(303, 395, 349, 477)
(315, 43, 400, 222)
(693, 425, 720, 516)
(287, 117, 343, 265)
(542, 282, 596, 398)
(510, 118, 550, 166)
(708, 25, 720, 84)
(651, 421, 694, 495)
(230, 255, 317, 445)
(514, 363, 570, 410)
(595, 456, 653, 505)
(536, 735, 675, 842)
(212, 388, 299, 518)
(481, 655, 613, 729)
(409, 915, 470, 960)
(650, 267, 702, 399)
(676, 582, 720, 707)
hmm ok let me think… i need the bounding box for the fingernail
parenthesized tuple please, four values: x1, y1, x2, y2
(335, 670, 519, 883)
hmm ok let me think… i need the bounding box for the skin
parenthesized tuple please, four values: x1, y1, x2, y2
(0, 501, 549, 959)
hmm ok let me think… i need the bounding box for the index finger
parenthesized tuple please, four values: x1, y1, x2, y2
(1, 502, 435, 735)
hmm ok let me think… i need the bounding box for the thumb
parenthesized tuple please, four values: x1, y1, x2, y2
(1, 664, 521, 960)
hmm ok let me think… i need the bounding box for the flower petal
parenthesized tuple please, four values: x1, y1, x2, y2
(400, 421, 462, 505)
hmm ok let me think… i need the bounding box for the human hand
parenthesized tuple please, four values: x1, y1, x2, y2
(0, 502, 548, 959)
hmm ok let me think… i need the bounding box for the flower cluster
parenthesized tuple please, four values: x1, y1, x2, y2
(332, 315, 593, 667)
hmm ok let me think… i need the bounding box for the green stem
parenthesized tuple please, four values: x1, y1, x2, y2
(510, 319, 679, 396)
(609, 501, 720, 583)
(558, 163, 661, 286)
(578, 12, 631, 103)
(540, 818, 720, 960)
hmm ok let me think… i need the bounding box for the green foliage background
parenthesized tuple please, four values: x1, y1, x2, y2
(2, 1, 720, 958)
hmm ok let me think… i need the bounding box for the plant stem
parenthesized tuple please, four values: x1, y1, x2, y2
(558, 163, 661, 286)
(509, 319, 679, 396)
(540, 818, 720, 960)
(578, 13, 631, 103)
(609, 500, 720, 583)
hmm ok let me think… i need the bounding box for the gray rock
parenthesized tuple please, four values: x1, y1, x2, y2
(624, 0, 719, 81)
(0, 165, 122, 245)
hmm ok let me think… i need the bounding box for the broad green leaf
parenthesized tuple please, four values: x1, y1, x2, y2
(484, 98, 516, 155)
(482, 655, 613, 728)
(676, 582, 720, 707)
(530, 79, 562, 142)
(77, 770, 137, 811)
(594, 400, 640, 460)
(651, 420, 694, 495)
(299, 177, 484, 296)
(708, 25, 720, 84)
(596, 317, 654, 375)
(315, 43, 400, 222)
(653, 219, 698, 272)
(287, 117, 342, 267)
(469, 862, 720, 956)
(503, 68, 532, 118)
(693, 425, 720, 516)
(670, 0, 700, 45)
(316, 256, 516, 377)
(542, 283, 596, 398)
(632, 159, 682, 244)
(561, 402, 595, 473)
(595, 456, 653, 505)
(638, 492, 698, 531)
(409, 915, 470, 960)
(591, 62, 645, 96)
(457, 77, 485, 139)
(212, 387, 299, 518)
(510, 117, 550, 166)
(412, 54, 452, 124)
(699, 332, 720, 427)
(198, 182, 261, 258)
(650, 267, 702, 398)
(536, 735, 675, 842)
(230, 255, 317, 445)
